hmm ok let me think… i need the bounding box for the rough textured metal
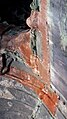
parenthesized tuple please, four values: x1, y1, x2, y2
(0, 0, 67, 118)
(0, 0, 58, 116)
(47, 0, 67, 118)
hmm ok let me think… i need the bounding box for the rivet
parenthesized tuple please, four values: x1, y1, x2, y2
(58, 96, 60, 100)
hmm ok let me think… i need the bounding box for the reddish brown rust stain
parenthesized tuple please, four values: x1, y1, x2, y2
(0, 65, 58, 115)
(0, 0, 58, 115)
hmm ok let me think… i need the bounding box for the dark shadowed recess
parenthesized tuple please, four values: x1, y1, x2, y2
(0, 0, 33, 29)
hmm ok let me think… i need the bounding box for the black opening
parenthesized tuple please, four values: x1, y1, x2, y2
(0, 0, 32, 29)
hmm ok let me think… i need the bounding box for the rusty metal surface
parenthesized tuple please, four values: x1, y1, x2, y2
(1, 0, 67, 118)
(0, 77, 54, 119)
(0, 65, 58, 115)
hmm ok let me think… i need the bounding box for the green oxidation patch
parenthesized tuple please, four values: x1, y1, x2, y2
(30, 0, 41, 11)
(30, 29, 43, 60)
(36, 30, 43, 60)
(30, 29, 37, 56)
